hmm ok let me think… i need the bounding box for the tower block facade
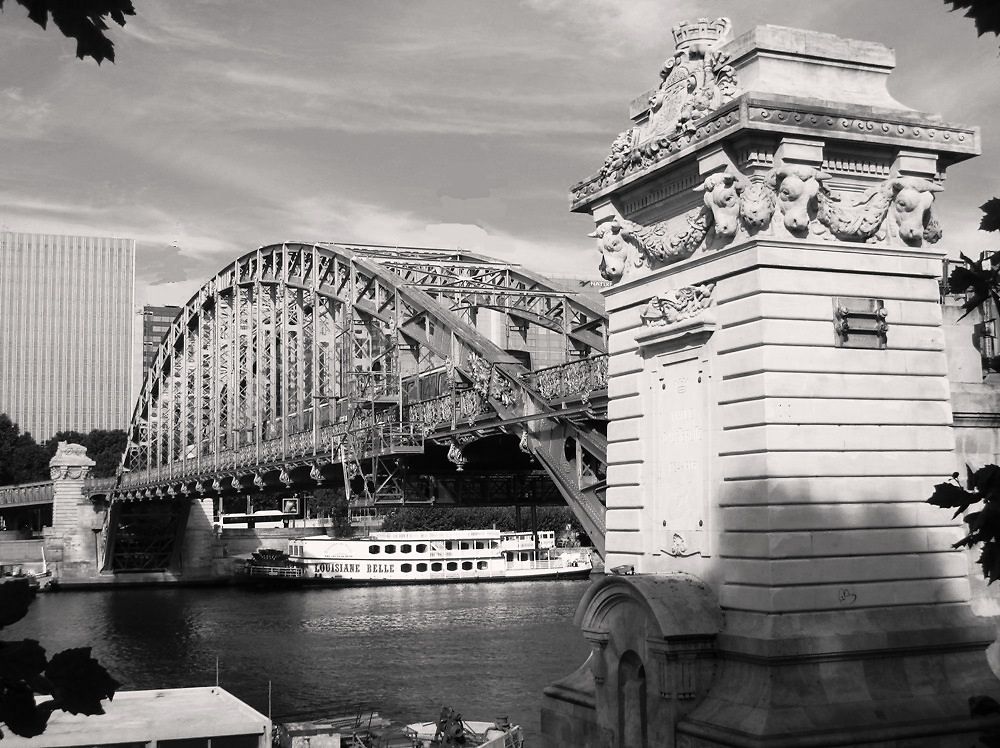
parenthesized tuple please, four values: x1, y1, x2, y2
(542, 20, 1000, 747)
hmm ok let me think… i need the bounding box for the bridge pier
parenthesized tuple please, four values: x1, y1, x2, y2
(179, 497, 219, 578)
(544, 19, 1000, 747)
(43, 442, 104, 581)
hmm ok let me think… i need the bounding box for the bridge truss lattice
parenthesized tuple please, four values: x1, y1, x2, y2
(114, 242, 610, 568)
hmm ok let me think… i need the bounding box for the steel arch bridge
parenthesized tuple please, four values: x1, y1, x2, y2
(110, 242, 610, 572)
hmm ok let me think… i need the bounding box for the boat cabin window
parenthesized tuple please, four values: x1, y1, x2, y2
(416, 544, 427, 553)
(401, 563, 412, 572)
(385, 545, 396, 554)
(477, 561, 488, 570)
(520, 552, 530, 561)
(462, 561, 473, 571)
(431, 562, 442, 572)
(444, 541, 453, 550)
(447, 562, 457, 571)
(369, 545, 380, 554)
(401, 544, 412, 553)
(460, 541, 469, 550)
(417, 563, 428, 572)
(475, 541, 484, 549)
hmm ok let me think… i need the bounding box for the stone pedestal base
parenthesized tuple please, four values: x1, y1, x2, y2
(542, 656, 610, 748)
(677, 604, 1000, 747)
(542, 576, 1000, 748)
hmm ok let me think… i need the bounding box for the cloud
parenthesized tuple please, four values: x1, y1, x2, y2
(519, 0, 708, 52)
(0, 87, 52, 139)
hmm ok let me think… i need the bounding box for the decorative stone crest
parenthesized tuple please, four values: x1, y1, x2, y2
(49, 442, 95, 481)
(648, 18, 736, 138)
(641, 283, 715, 327)
(586, 18, 737, 193)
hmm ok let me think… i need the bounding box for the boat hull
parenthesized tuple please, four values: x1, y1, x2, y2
(236, 563, 593, 587)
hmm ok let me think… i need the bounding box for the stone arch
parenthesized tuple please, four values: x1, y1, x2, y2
(575, 573, 722, 746)
(618, 649, 648, 748)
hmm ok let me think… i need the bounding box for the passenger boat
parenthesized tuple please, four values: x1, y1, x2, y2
(242, 529, 591, 585)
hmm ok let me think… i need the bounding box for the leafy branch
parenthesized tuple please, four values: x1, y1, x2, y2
(0, 0, 135, 64)
(929, 466, 1000, 583)
(0, 579, 120, 740)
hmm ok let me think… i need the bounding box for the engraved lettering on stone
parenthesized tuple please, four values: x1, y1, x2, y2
(657, 358, 707, 557)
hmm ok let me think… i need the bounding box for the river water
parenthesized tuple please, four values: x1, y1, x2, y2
(8, 580, 592, 744)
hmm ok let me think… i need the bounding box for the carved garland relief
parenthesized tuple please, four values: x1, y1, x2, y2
(593, 166, 944, 283)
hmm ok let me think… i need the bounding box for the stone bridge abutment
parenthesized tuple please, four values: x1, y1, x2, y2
(543, 18, 1000, 747)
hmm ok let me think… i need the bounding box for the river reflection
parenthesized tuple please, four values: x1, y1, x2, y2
(9, 581, 591, 744)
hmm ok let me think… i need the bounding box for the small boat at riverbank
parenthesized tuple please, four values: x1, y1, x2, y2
(274, 708, 523, 748)
(240, 529, 591, 586)
(405, 709, 524, 747)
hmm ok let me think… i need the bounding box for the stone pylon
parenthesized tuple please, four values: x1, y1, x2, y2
(43, 442, 104, 580)
(542, 19, 1000, 747)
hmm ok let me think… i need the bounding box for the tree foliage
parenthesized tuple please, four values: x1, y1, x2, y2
(0, 578, 120, 740)
(929, 467, 1000, 583)
(45, 429, 127, 479)
(0, 415, 50, 486)
(945, 0, 1000, 43)
(0, 0, 135, 64)
(0, 415, 127, 484)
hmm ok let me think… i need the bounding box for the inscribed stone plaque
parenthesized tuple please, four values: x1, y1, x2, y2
(655, 354, 708, 557)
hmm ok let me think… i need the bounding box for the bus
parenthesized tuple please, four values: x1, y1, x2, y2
(216, 498, 302, 529)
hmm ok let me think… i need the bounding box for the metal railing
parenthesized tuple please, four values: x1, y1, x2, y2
(531, 354, 609, 402)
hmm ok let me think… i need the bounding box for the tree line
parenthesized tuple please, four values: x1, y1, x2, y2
(0, 414, 126, 486)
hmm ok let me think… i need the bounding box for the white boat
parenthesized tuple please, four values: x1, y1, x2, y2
(257, 529, 591, 585)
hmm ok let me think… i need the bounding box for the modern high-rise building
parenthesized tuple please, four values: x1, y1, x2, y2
(141, 305, 181, 376)
(0, 232, 135, 439)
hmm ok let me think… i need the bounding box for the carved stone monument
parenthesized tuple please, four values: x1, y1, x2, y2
(43, 442, 103, 580)
(542, 20, 1000, 747)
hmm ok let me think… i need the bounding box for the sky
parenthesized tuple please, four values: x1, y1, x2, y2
(1, 0, 999, 309)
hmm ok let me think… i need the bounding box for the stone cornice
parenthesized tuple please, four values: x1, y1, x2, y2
(571, 94, 980, 213)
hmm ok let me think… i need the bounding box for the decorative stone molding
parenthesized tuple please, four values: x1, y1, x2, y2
(581, 630, 610, 685)
(641, 283, 715, 327)
(49, 442, 95, 481)
(591, 166, 945, 283)
(570, 99, 976, 208)
(647, 638, 715, 700)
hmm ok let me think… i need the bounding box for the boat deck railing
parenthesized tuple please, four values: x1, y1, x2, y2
(505, 558, 586, 571)
(247, 565, 304, 578)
